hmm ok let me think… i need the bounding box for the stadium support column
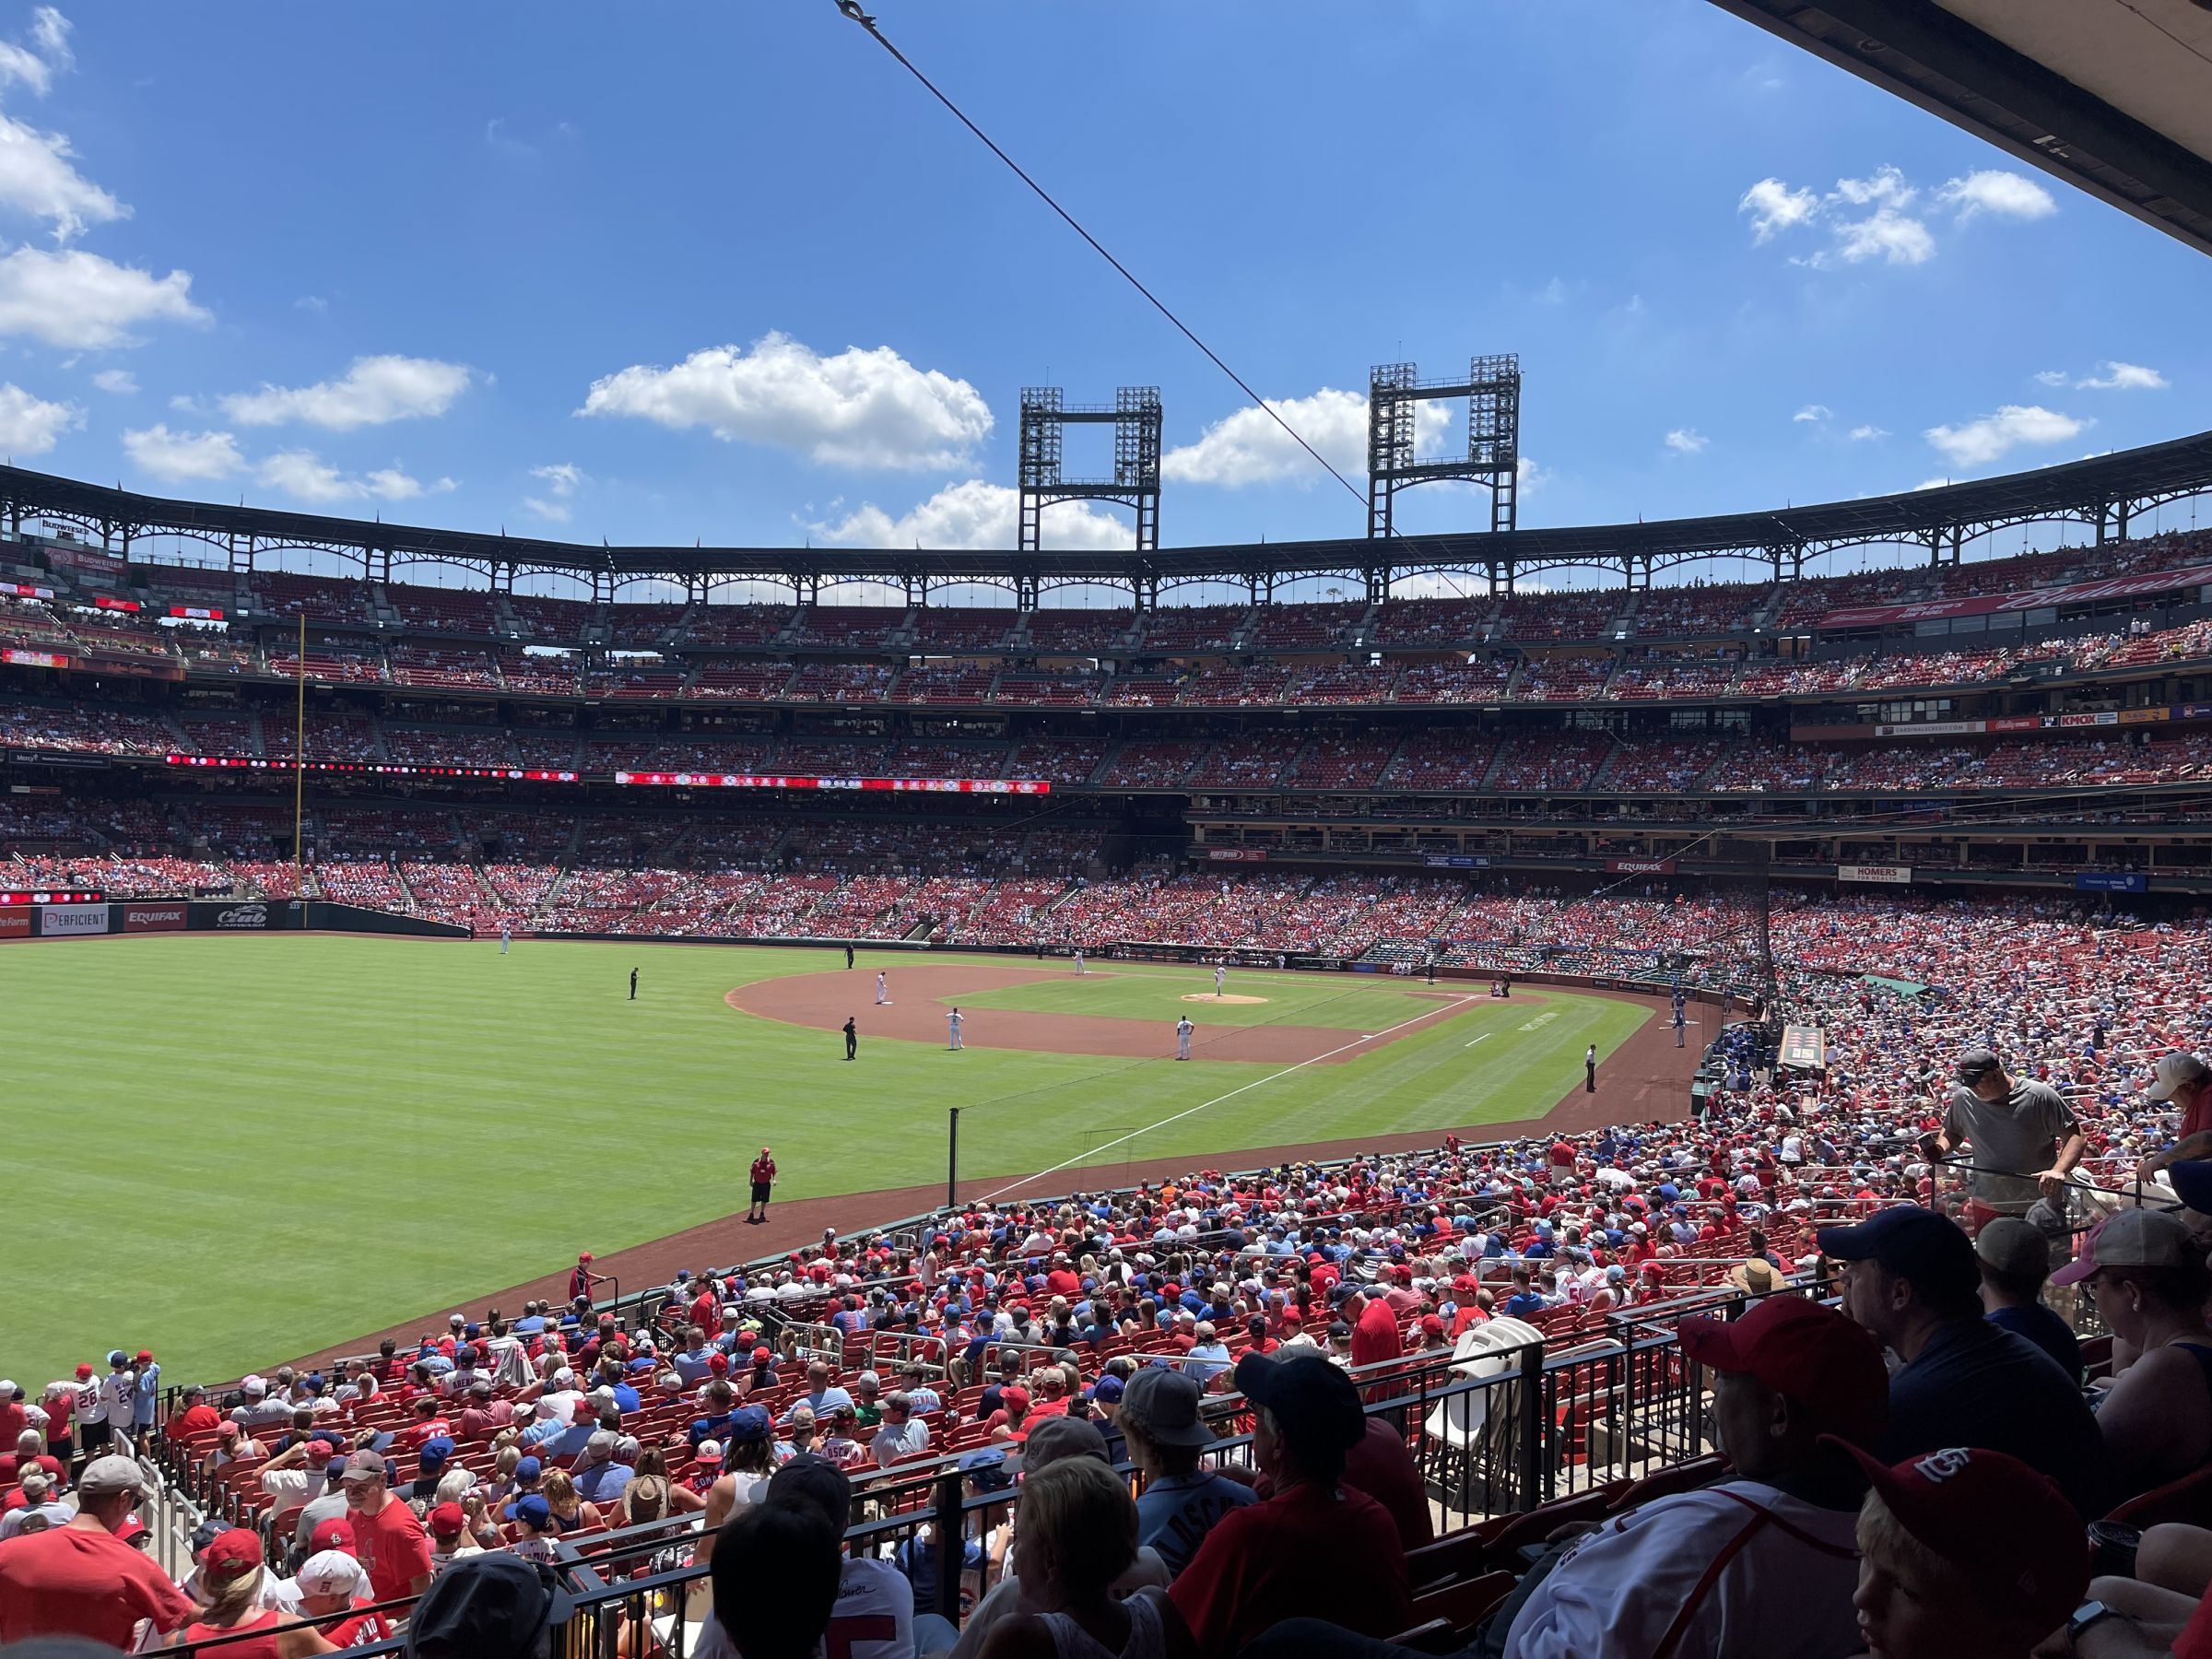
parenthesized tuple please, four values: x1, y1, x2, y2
(1367, 356, 1521, 540)
(1017, 385, 1162, 553)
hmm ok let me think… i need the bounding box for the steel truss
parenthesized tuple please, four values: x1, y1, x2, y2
(3, 428, 2209, 611)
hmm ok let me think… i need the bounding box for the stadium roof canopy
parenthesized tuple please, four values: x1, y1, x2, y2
(1710, 0, 2212, 258)
(6, 429, 2212, 599)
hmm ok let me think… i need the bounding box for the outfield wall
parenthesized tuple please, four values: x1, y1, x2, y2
(0, 898, 467, 939)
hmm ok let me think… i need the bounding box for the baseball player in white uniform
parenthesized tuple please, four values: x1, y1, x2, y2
(876, 971, 889, 1006)
(1213, 963, 1226, 997)
(97, 1356, 135, 1455)
(500, 920, 512, 954)
(1176, 1016, 1194, 1060)
(947, 1007, 964, 1050)
(1073, 949, 1085, 976)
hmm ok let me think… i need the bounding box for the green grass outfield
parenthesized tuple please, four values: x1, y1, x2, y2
(5, 935, 1648, 1386)
(962, 961, 1428, 1029)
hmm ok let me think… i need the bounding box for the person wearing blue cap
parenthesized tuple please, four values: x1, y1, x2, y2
(1819, 1205, 2105, 1514)
(504, 1492, 559, 1564)
(405, 1436, 457, 1504)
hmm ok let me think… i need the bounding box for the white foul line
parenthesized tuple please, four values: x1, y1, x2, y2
(979, 994, 1482, 1203)
(1464, 1033, 1492, 1049)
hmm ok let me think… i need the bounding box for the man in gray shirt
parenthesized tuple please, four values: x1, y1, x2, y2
(1924, 1048, 2086, 1218)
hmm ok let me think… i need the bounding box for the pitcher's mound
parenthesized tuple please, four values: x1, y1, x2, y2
(1183, 993, 1270, 1005)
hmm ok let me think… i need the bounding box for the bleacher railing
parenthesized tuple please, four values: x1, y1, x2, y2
(149, 1300, 1760, 1657)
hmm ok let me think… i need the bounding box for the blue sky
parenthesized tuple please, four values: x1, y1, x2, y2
(0, 1, 2202, 591)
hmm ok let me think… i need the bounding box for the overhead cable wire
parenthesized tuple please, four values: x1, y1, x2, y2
(830, 0, 1375, 524)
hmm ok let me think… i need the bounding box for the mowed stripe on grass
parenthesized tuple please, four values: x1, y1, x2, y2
(4, 936, 1645, 1385)
(956, 963, 1450, 1030)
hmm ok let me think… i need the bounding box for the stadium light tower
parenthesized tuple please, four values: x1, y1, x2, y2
(1017, 386, 1163, 553)
(1366, 355, 1522, 539)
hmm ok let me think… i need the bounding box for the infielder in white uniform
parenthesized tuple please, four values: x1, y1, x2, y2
(947, 1007, 963, 1050)
(1176, 1015, 1194, 1060)
(876, 971, 889, 1006)
(1073, 949, 1085, 976)
(500, 921, 512, 955)
(1214, 963, 1227, 996)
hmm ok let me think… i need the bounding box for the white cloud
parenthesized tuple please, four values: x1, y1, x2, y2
(0, 246, 206, 347)
(0, 108, 125, 241)
(1936, 170, 2057, 221)
(0, 6, 70, 98)
(0, 380, 76, 453)
(1738, 178, 1818, 243)
(1664, 428, 1709, 455)
(1848, 424, 1888, 441)
(89, 366, 134, 394)
(1515, 454, 1549, 497)
(1793, 404, 1830, 423)
(1824, 205, 1934, 266)
(521, 464, 582, 523)
(1535, 276, 1568, 305)
(2077, 360, 2167, 391)
(123, 424, 453, 502)
(293, 294, 328, 313)
(1830, 165, 1915, 211)
(1160, 387, 1452, 488)
(810, 478, 1131, 551)
(578, 332, 992, 470)
(1924, 404, 2087, 469)
(2034, 370, 2068, 387)
(29, 9, 70, 68)
(220, 354, 476, 429)
(1743, 163, 2050, 270)
(123, 423, 243, 482)
(253, 449, 452, 504)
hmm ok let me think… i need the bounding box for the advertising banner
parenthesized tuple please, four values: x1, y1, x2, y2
(1605, 857, 1677, 875)
(2076, 872, 2149, 893)
(1874, 720, 1985, 739)
(0, 910, 29, 938)
(611, 771, 1049, 794)
(1422, 853, 1490, 869)
(38, 902, 111, 935)
(1205, 848, 1268, 863)
(1838, 865, 1912, 886)
(122, 902, 189, 933)
(1780, 1025, 1829, 1070)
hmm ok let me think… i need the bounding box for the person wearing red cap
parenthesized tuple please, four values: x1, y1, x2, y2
(1838, 1442, 2088, 1657)
(1494, 1297, 1887, 1659)
(571, 1251, 611, 1305)
(169, 1528, 285, 1658)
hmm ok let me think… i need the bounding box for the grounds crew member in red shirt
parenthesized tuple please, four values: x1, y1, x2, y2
(748, 1147, 777, 1224)
(1170, 1351, 1410, 1652)
(0, 1452, 194, 1647)
(338, 1447, 435, 1605)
